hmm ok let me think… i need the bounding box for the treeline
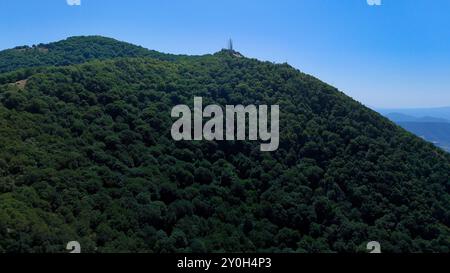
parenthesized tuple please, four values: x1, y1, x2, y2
(0, 36, 187, 74)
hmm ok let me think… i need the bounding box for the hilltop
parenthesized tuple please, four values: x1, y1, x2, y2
(0, 36, 185, 74)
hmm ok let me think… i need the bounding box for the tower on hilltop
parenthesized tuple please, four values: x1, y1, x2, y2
(228, 38, 233, 51)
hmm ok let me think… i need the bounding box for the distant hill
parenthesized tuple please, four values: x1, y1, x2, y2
(378, 107, 450, 121)
(386, 112, 450, 123)
(0, 36, 449, 253)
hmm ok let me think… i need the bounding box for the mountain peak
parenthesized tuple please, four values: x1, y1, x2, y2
(214, 49, 245, 58)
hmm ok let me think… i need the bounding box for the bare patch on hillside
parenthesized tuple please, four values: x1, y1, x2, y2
(13, 79, 28, 90)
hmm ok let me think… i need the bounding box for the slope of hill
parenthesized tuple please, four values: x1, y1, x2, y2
(0, 37, 449, 253)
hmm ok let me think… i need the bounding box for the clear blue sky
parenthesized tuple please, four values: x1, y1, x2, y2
(1, 0, 450, 108)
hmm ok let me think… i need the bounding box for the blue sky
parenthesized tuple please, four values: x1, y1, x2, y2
(1, 0, 450, 108)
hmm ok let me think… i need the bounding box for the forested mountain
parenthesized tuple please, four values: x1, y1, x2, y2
(0, 37, 449, 253)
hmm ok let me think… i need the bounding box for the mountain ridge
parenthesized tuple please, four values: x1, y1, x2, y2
(0, 36, 192, 74)
(385, 112, 450, 123)
(378, 107, 450, 121)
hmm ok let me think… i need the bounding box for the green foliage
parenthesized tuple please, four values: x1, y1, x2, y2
(0, 37, 449, 253)
(0, 36, 185, 76)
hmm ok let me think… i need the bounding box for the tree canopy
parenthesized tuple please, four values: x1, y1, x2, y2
(0, 37, 449, 253)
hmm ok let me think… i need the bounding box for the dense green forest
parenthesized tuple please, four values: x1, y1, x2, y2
(0, 36, 449, 253)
